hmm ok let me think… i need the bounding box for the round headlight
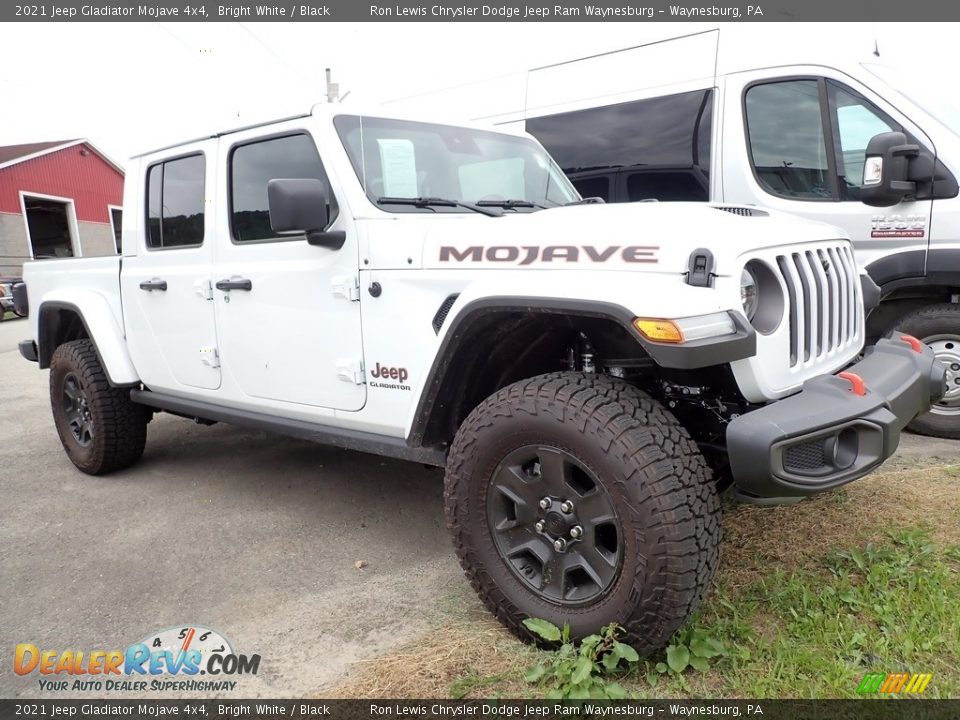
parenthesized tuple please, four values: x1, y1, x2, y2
(740, 267, 758, 321)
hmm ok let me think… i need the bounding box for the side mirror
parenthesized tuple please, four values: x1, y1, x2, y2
(267, 178, 345, 249)
(860, 131, 920, 207)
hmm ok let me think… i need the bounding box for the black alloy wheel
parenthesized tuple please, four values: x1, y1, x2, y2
(61, 372, 95, 446)
(487, 445, 622, 605)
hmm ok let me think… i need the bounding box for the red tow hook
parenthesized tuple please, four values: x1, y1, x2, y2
(837, 371, 867, 396)
(900, 334, 924, 353)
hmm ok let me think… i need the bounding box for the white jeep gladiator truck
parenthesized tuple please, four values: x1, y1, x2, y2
(14, 106, 945, 653)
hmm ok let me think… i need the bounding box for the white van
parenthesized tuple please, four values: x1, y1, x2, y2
(392, 28, 960, 438)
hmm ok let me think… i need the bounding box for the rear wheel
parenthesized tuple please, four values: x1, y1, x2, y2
(49, 339, 149, 474)
(894, 304, 960, 439)
(444, 372, 721, 655)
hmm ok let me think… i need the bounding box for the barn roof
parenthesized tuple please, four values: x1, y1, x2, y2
(0, 139, 123, 174)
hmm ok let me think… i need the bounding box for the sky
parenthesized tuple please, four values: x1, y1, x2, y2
(0, 22, 955, 165)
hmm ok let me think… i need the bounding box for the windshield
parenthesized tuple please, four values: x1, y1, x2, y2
(333, 115, 579, 212)
(864, 63, 960, 137)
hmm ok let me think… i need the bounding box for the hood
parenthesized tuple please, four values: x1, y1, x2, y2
(418, 202, 848, 275)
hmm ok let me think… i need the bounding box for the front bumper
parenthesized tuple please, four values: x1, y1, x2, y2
(727, 335, 945, 504)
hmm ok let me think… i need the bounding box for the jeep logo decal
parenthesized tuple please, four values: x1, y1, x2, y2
(439, 245, 659, 265)
(369, 363, 411, 391)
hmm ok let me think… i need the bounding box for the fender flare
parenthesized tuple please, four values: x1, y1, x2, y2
(37, 293, 140, 386)
(406, 296, 755, 446)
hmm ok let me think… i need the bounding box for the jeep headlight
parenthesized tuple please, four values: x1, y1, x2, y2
(740, 267, 758, 321)
(741, 260, 785, 334)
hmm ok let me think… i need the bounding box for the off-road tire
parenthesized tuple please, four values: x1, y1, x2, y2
(49, 339, 148, 475)
(444, 372, 721, 655)
(893, 303, 960, 439)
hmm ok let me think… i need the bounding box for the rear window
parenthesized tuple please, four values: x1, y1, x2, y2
(527, 90, 713, 174)
(145, 154, 205, 249)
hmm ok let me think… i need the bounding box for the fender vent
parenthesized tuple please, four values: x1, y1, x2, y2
(432, 294, 459, 334)
(715, 206, 769, 217)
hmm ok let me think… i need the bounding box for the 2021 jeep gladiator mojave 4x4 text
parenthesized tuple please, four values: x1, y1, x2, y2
(16, 106, 946, 652)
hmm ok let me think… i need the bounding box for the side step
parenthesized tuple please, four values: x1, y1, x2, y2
(130, 389, 447, 467)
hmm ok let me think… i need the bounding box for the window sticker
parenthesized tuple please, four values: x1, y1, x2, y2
(377, 138, 418, 197)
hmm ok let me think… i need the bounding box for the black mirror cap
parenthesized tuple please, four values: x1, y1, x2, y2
(306, 229, 346, 250)
(267, 178, 330, 234)
(861, 131, 920, 208)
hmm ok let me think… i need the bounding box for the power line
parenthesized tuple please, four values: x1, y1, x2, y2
(237, 23, 316, 88)
(154, 22, 193, 52)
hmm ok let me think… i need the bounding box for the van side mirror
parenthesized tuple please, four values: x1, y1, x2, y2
(267, 178, 345, 249)
(860, 131, 920, 207)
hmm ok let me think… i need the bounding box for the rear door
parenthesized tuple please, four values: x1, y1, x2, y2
(121, 144, 221, 391)
(211, 124, 366, 412)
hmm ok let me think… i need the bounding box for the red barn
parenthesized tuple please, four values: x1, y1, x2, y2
(0, 140, 124, 276)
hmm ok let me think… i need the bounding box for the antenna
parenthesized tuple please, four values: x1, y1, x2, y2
(325, 68, 340, 103)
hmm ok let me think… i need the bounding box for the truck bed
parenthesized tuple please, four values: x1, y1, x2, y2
(22, 256, 123, 342)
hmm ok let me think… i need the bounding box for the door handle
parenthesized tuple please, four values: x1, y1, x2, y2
(215, 278, 253, 292)
(139, 278, 167, 292)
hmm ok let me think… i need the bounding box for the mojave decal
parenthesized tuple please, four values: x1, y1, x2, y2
(438, 244, 660, 265)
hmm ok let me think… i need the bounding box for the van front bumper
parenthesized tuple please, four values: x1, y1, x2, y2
(727, 335, 945, 504)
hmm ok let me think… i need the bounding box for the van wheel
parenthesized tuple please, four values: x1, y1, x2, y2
(444, 372, 720, 655)
(895, 304, 960, 440)
(49, 339, 148, 475)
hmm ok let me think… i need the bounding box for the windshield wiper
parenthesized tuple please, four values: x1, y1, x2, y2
(377, 196, 502, 217)
(564, 197, 606, 206)
(475, 199, 550, 210)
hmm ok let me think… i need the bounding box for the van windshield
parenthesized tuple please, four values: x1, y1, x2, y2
(333, 115, 579, 213)
(864, 63, 960, 137)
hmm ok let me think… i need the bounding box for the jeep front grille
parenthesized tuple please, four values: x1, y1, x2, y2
(775, 245, 860, 368)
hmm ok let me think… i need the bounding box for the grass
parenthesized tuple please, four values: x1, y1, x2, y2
(330, 462, 960, 700)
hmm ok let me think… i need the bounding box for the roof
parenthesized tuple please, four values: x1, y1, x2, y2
(131, 102, 531, 160)
(0, 139, 124, 175)
(0, 140, 76, 165)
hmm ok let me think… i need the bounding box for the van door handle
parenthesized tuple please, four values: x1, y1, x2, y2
(139, 278, 167, 292)
(215, 278, 253, 292)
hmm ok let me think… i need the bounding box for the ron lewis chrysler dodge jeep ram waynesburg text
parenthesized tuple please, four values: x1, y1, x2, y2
(14, 106, 946, 652)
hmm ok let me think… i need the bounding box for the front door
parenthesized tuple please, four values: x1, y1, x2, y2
(121, 145, 221, 391)
(212, 126, 366, 412)
(723, 71, 935, 280)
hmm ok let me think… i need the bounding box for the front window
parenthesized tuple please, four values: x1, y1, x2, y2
(229, 133, 338, 243)
(745, 78, 907, 202)
(745, 80, 833, 200)
(827, 82, 898, 200)
(334, 115, 578, 212)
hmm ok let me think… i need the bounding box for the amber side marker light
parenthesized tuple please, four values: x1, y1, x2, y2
(633, 318, 684, 344)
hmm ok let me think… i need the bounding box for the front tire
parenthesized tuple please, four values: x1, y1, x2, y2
(894, 304, 960, 439)
(444, 372, 720, 655)
(49, 339, 148, 475)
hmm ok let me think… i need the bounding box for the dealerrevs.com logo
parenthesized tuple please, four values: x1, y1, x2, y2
(15, 625, 260, 693)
